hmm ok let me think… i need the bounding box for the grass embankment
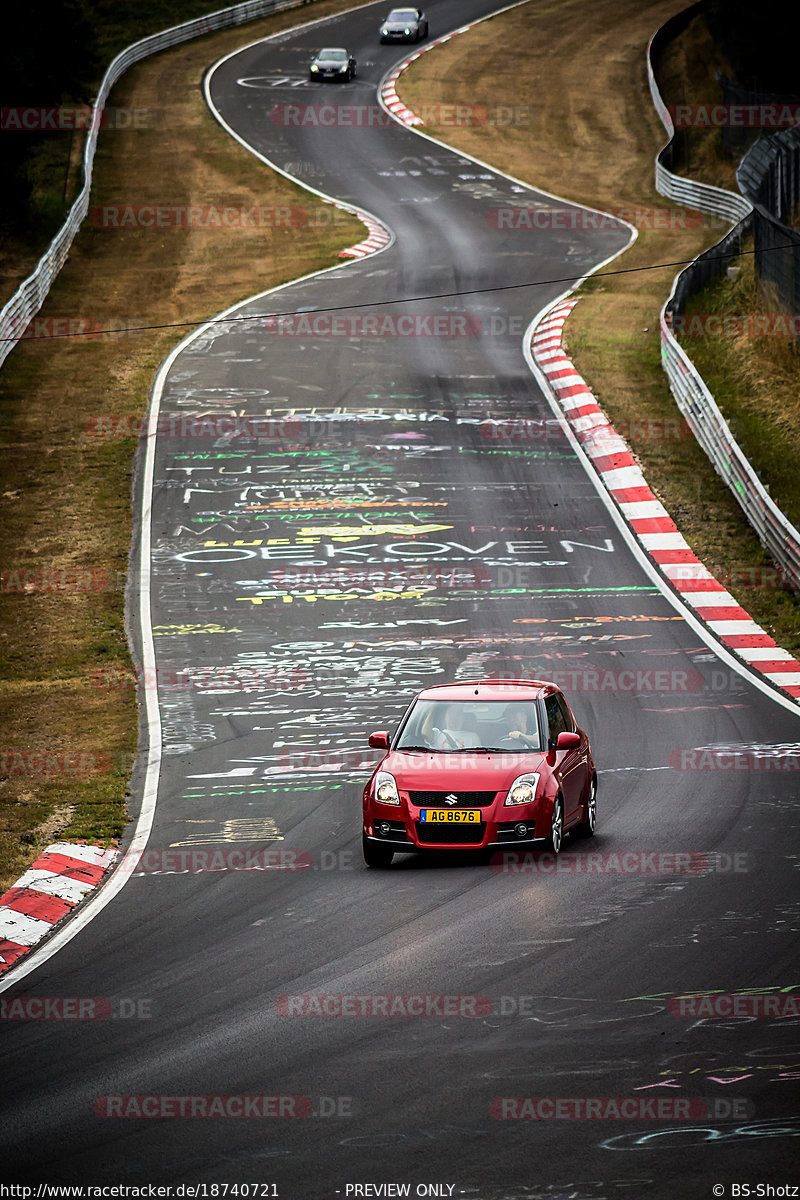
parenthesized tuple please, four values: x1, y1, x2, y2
(1, 0, 353, 300)
(0, 0, 367, 893)
(397, 0, 800, 653)
(658, 10, 800, 527)
(679, 250, 800, 530)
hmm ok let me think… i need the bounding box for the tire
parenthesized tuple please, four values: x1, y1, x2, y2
(575, 775, 597, 839)
(363, 833, 394, 868)
(546, 798, 564, 855)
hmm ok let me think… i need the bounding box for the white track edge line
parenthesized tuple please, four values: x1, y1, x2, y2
(0, 0, 397, 993)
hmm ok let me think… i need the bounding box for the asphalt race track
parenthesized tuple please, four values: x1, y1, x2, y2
(1, 1, 799, 1195)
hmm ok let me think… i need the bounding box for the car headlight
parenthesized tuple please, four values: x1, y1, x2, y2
(374, 771, 400, 805)
(504, 772, 541, 807)
(404, 27, 411, 34)
(310, 64, 318, 72)
(338, 64, 347, 71)
(381, 26, 389, 34)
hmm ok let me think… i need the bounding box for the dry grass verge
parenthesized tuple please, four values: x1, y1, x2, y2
(679, 248, 800, 529)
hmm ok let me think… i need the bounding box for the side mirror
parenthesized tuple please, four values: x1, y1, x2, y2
(555, 731, 580, 750)
(368, 731, 390, 749)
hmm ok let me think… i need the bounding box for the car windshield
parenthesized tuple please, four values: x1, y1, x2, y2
(388, 9, 418, 20)
(395, 698, 543, 752)
(317, 49, 348, 61)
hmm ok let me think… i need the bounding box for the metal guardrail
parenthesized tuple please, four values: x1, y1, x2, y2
(659, 313, 800, 589)
(647, 6, 752, 226)
(0, 0, 313, 368)
(737, 128, 800, 317)
(647, 11, 800, 593)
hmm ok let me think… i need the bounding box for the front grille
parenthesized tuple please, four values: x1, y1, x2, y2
(415, 821, 487, 845)
(408, 791, 496, 808)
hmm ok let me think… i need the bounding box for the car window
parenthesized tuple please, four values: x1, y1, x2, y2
(545, 695, 568, 744)
(395, 698, 542, 752)
(389, 10, 419, 19)
(555, 693, 575, 732)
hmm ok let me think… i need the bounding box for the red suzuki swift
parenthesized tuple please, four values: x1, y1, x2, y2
(362, 679, 596, 867)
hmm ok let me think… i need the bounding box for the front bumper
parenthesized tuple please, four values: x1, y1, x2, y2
(364, 808, 548, 851)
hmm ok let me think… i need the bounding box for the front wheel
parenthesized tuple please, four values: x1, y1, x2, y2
(363, 833, 394, 868)
(574, 776, 597, 839)
(546, 799, 564, 855)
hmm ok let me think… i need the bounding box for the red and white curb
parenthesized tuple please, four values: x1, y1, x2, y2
(379, 25, 485, 129)
(532, 297, 800, 702)
(338, 207, 392, 259)
(0, 841, 119, 975)
(381, 58, 426, 127)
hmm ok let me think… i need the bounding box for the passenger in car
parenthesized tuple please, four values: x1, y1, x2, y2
(424, 704, 481, 750)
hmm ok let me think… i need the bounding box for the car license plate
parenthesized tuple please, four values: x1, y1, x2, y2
(420, 809, 480, 824)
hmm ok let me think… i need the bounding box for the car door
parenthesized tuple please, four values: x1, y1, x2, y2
(545, 694, 584, 827)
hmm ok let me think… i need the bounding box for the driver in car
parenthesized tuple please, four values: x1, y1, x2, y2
(505, 706, 539, 749)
